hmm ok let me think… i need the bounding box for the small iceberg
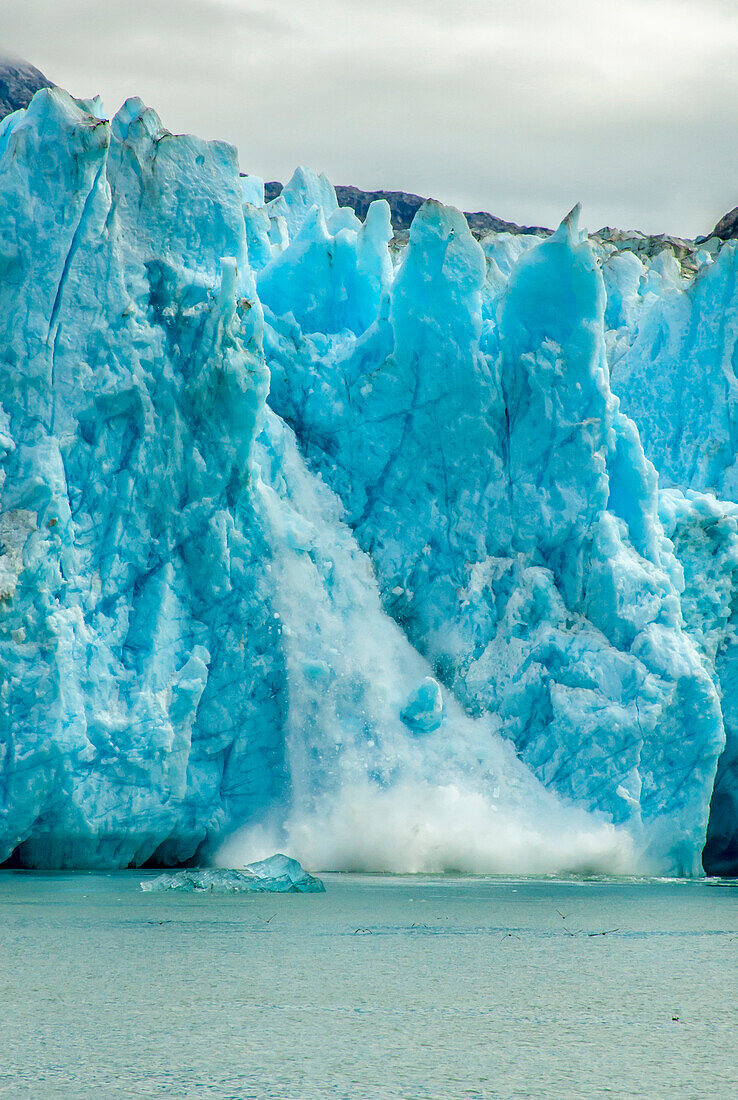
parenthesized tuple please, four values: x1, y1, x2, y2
(140, 853, 325, 894)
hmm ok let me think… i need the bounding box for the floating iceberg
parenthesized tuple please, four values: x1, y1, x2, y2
(0, 87, 735, 875)
(141, 854, 325, 893)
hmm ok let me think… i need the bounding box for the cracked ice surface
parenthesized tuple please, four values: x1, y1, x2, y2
(0, 87, 733, 874)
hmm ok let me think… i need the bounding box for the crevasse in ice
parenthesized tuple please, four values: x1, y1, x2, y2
(0, 87, 734, 874)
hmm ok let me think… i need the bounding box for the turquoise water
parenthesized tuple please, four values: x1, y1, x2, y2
(0, 873, 735, 1099)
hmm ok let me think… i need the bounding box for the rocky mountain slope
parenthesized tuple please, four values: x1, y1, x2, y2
(0, 56, 53, 121)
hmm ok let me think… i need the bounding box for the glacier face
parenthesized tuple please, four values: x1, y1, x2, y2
(264, 197, 725, 875)
(0, 87, 735, 874)
(606, 245, 738, 875)
(0, 89, 286, 867)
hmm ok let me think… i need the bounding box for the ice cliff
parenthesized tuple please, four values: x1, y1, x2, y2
(607, 244, 738, 874)
(0, 87, 735, 875)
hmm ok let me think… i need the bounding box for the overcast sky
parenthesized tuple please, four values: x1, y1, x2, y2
(3, 0, 738, 236)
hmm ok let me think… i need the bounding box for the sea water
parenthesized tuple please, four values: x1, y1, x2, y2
(0, 874, 735, 1099)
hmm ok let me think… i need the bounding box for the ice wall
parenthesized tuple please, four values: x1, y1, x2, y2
(609, 244, 738, 498)
(0, 90, 286, 867)
(0, 87, 734, 873)
(265, 199, 724, 874)
(658, 491, 738, 874)
(0, 90, 631, 873)
(603, 245, 738, 875)
(243, 408, 632, 875)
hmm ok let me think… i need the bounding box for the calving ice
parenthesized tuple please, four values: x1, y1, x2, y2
(0, 87, 734, 877)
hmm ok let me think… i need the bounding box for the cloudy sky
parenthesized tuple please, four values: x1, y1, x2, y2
(4, 0, 738, 236)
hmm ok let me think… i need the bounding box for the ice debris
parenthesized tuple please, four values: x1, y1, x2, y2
(401, 678, 444, 734)
(141, 854, 325, 893)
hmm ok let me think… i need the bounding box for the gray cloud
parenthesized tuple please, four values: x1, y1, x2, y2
(2, 0, 737, 235)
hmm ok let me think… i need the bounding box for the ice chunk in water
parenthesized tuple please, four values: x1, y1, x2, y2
(141, 854, 325, 893)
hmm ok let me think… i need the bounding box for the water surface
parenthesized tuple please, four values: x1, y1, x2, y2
(0, 873, 735, 1098)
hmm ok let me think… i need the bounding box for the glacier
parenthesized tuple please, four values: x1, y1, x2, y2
(607, 245, 738, 875)
(0, 86, 735, 875)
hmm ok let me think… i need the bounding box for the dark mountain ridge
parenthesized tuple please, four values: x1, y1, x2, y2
(265, 180, 738, 251)
(0, 56, 53, 121)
